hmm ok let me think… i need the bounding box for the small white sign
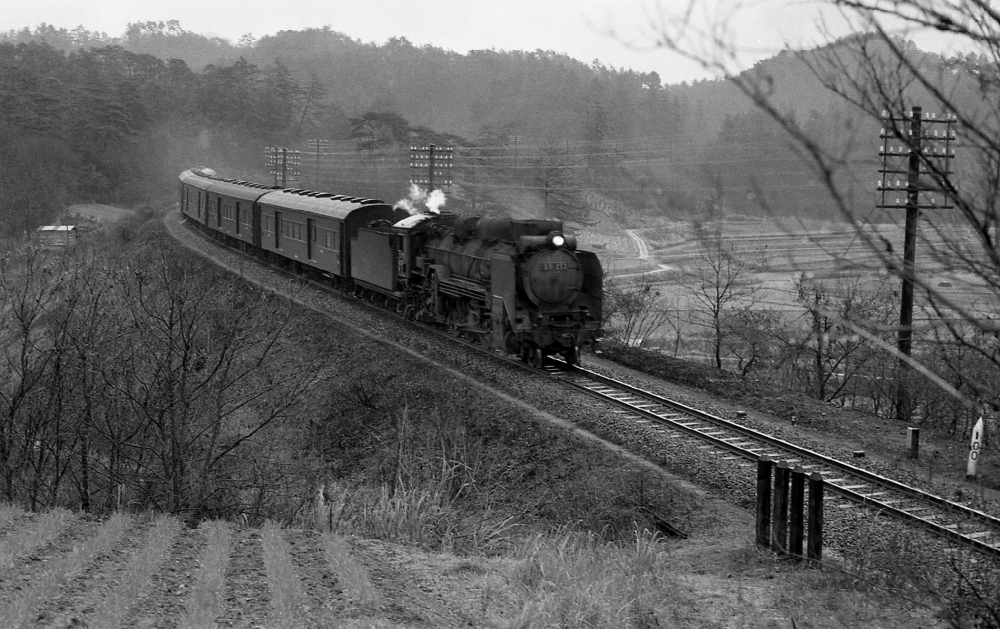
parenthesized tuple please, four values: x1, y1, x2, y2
(968, 416, 984, 477)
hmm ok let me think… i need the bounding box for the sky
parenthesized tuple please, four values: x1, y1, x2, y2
(0, 0, 966, 85)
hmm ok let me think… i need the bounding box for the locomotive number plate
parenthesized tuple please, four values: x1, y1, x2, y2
(541, 262, 569, 271)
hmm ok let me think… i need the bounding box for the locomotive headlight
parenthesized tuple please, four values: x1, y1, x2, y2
(551, 234, 565, 247)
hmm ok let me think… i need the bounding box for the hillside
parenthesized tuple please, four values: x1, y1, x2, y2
(2, 21, 984, 229)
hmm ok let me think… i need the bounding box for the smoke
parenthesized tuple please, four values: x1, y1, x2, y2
(394, 183, 446, 215)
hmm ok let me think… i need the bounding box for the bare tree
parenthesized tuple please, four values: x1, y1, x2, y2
(722, 305, 786, 379)
(603, 273, 672, 349)
(103, 234, 320, 514)
(790, 271, 897, 403)
(681, 224, 762, 369)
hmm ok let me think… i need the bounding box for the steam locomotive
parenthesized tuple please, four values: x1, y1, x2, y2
(179, 167, 603, 365)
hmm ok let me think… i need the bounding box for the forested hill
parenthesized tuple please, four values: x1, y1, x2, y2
(0, 21, 980, 235)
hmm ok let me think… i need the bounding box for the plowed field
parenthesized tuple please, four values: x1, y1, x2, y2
(0, 506, 494, 628)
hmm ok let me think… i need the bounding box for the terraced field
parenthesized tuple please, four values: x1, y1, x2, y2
(600, 219, 995, 317)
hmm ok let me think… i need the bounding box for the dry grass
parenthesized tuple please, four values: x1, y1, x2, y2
(472, 526, 941, 629)
(352, 486, 453, 549)
(0, 512, 130, 629)
(261, 520, 306, 629)
(496, 527, 677, 629)
(314, 482, 518, 555)
(178, 520, 232, 629)
(322, 532, 380, 610)
(0, 507, 73, 570)
(0, 502, 22, 527)
(90, 515, 180, 629)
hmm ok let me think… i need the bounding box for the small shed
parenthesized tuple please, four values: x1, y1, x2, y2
(35, 225, 78, 249)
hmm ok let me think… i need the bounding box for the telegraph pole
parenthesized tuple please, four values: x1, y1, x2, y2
(264, 147, 301, 187)
(897, 106, 922, 422)
(877, 107, 957, 422)
(409, 144, 454, 193)
(308, 139, 328, 188)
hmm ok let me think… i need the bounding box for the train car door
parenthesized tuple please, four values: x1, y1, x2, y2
(274, 211, 282, 249)
(252, 203, 262, 247)
(216, 197, 222, 228)
(307, 219, 315, 260)
(340, 225, 349, 279)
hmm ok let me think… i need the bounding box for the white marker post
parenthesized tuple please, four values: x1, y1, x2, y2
(968, 416, 984, 479)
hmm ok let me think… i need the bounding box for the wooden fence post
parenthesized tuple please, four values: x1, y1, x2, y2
(756, 456, 773, 547)
(771, 461, 790, 553)
(789, 467, 805, 557)
(808, 471, 824, 562)
(907, 427, 920, 459)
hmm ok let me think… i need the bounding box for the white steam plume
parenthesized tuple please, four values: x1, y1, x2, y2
(394, 184, 445, 215)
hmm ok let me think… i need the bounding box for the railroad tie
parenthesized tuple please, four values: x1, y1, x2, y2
(965, 531, 993, 540)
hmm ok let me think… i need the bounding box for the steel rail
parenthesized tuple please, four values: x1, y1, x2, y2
(559, 365, 1000, 558)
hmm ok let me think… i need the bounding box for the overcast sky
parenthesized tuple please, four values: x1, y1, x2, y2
(0, 0, 964, 85)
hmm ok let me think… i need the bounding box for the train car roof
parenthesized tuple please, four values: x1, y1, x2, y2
(258, 188, 391, 219)
(179, 168, 277, 201)
(393, 213, 435, 229)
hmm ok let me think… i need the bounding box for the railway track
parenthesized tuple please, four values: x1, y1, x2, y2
(175, 214, 1000, 560)
(550, 363, 1000, 559)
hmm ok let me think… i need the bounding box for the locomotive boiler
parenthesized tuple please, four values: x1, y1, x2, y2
(356, 214, 603, 366)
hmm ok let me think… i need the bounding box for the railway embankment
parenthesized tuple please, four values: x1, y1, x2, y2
(160, 209, 964, 626)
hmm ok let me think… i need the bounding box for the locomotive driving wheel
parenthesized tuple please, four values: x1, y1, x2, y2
(563, 345, 580, 366)
(522, 343, 543, 369)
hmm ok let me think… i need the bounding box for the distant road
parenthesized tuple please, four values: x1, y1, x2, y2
(625, 229, 649, 259)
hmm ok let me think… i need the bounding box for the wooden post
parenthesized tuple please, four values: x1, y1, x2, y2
(807, 471, 824, 562)
(771, 461, 790, 553)
(896, 106, 923, 424)
(789, 467, 805, 557)
(907, 427, 920, 460)
(755, 457, 773, 547)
